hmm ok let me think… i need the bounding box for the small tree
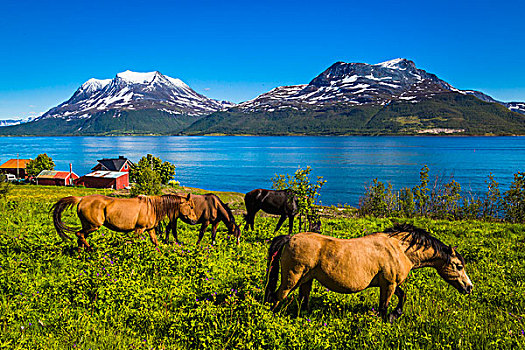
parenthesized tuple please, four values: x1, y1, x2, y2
(503, 172, 525, 223)
(412, 165, 430, 216)
(26, 153, 55, 177)
(130, 154, 175, 185)
(482, 173, 502, 220)
(271, 166, 326, 227)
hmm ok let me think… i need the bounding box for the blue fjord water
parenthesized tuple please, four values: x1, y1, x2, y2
(0, 136, 523, 206)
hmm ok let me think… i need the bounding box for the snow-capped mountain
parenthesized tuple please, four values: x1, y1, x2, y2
(37, 70, 235, 121)
(0, 116, 37, 127)
(237, 59, 525, 115)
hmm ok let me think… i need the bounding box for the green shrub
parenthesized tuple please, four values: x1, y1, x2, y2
(271, 166, 326, 227)
(358, 166, 524, 222)
(130, 166, 162, 196)
(503, 172, 525, 223)
(130, 154, 176, 186)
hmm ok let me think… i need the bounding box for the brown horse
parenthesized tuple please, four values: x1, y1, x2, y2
(52, 194, 197, 251)
(164, 193, 241, 245)
(264, 223, 473, 322)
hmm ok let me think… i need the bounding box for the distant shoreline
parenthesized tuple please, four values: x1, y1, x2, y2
(1, 133, 525, 137)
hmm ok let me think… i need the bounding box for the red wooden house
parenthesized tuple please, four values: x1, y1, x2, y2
(0, 159, 32, 179)
(36, 170, 79, 186)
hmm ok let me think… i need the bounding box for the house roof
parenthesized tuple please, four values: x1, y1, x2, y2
(92, 156, 132, 171)
(36, 170, 78, 179)
(83, 171, 127, 179)
(0, 159, 32, 169)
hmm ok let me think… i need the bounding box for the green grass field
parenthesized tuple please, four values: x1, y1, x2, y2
(1, 186, 524, 349)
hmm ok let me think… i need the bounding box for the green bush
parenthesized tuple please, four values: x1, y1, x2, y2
(503, 172, 525, 223)
(130, 154, 176, 186)
(130, 166, 162, 196)
(0, 174, 11, 199)
(358, 166, 525, 223)
(271, 166, 326, 226)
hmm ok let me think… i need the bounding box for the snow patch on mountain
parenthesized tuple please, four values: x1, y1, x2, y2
(117, 70, 157, 84)
(236, 58, 523, 114)
(36, 70, 235, 120)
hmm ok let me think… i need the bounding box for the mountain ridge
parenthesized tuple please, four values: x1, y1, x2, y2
(1, 60, 524, 135)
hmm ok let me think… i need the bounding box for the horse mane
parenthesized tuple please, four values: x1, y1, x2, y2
(149, 195, 182, 224)
(385, 223, 464, 264)
(206, 193, 236, 224)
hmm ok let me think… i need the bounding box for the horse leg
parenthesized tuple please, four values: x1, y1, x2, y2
(378, 283, 396, 322)
(250, 211, 257, 231)
(244, 210, 252, 231)
(146, 228, 159, 246)
(196, 221, 209, 245)
(298, 279, 313, 312)
(166, 219, 181, 245)
(75, 226, 97, 252)
(210, 221, 220, 245)
(164, 221, 171, 244)
(288, 215, 294, 235)
(244, 209, 258, 231)
(274, 215, 287, 233)
(388, 286, 406, 323)
(272, 264, 307, 311)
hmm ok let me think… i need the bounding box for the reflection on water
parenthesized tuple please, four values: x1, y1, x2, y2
(1, 136, 524, 206)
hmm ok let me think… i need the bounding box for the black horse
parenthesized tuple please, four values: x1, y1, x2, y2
(244, 189, 299, 235)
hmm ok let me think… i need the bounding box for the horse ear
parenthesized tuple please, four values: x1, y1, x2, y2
(186, 193, 192, 201)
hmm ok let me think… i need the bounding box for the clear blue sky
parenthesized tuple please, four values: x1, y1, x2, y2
(1, 0, 524, 120)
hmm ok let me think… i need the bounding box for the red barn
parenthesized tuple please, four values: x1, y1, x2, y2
(75, 171, 129, 190)
(0, 159, 32, 179)
(36, 170, 79, 186)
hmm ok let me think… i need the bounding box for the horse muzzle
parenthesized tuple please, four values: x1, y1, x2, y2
(461, 284, 473, 295)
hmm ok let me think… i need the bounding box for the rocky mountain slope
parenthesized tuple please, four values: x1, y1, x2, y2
(236, 58, 524, 115)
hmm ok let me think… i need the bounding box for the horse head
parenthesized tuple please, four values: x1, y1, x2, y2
(232, 223, 241, 245)
(436, 247, 473, 295)
(180, 193, 198, 224)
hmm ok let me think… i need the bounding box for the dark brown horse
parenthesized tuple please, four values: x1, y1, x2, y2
(244, 189, 299, 235)
(164, 193, 241, 245)
(264, 223, 473, 322)
(52, 194, 197, 251)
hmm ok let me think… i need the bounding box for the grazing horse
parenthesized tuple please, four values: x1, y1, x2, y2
(164, 193, 241, 245)
(264, 223, 473, 322)
(244, 189, 299, 235)
(52, 194, 197, 251)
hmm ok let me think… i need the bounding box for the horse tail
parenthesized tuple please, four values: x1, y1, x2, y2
(51, 196, 82, 240)
(264, 234, 291, 303)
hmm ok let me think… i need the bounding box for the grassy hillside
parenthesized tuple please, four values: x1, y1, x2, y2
(1, 186, 524, 349)
(184, 93, 525, 135)
(0, 109, 201, 136)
